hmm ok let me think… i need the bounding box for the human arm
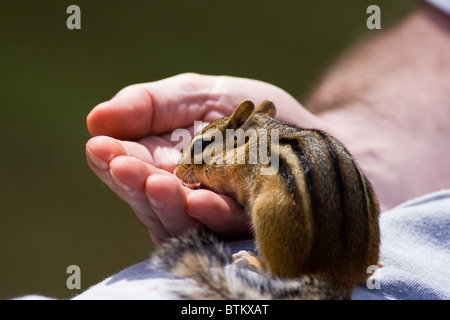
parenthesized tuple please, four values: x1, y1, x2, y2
(306, 2, 450, 209)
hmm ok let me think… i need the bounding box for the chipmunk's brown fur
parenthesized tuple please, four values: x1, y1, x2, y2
(162, 99, 380, 299)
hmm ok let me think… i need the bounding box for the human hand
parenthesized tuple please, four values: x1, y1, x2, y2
(86, 73, 323, 245)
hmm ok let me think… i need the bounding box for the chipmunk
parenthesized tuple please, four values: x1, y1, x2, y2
(154, 99, 380, 299)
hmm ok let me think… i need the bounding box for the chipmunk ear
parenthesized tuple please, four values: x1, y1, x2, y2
(255, 99, 276, 117)
(228, 100, 255, 129)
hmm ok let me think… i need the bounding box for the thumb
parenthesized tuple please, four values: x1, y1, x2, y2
(86, 73, 222, 140)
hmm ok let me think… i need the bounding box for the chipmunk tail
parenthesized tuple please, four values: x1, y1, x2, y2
(152, 231, 348, 300)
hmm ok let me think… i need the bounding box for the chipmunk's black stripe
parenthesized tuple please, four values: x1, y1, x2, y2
(351, 161, 369, 218)
(350, 161, 371, 255)
(279, 138, 314, 196)
(315, 131, 346, 210)
(278, 153, 297, 195)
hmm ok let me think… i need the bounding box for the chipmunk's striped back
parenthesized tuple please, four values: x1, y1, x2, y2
(264, 124, 380, 291)
(173, 99, 381, 299)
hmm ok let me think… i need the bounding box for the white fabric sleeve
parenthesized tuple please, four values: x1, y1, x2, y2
(13, 190, 450, 300)
(426, 0, 450, 15)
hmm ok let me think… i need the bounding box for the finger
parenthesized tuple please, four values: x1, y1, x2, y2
(136, 135, 184, 172)
(86, 135, 153, 168)
(86, 73, 223, 140)
(86, 136, 154, 191)
(186, 190, 252, 238)
(107, 156, 173, 244)
(145, 174, 203, 239)
(86, 83, 153, 140)
(87, 134, 184, 176)
(86, 136, 198, 245)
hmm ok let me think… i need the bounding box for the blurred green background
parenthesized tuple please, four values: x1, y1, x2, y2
(0, 0, 416, 299)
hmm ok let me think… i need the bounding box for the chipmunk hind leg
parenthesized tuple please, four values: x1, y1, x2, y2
(232, 250, 267, 273)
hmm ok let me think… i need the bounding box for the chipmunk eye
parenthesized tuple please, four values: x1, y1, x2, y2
(192, 137, 213, 156)
(233, 135, 248, 146)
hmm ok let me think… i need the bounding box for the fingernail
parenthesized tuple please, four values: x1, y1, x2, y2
(110, 170, 135, 192)
(187, 212, 204, 221)
(86, 147, 109, 170)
